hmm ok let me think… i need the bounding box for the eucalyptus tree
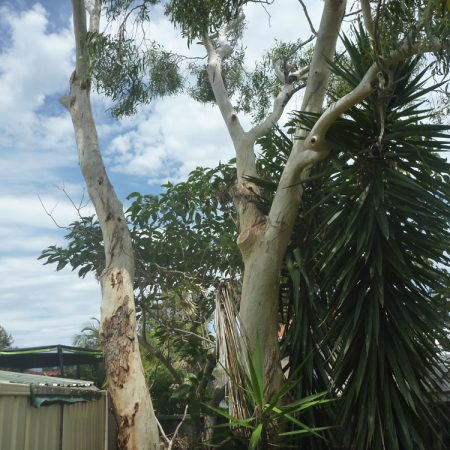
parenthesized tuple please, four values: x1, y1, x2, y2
(90, 0, 450, 397)
(61, 1, 159, 448)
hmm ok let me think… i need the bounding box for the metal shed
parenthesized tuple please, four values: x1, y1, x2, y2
(0, 370, 117, 450)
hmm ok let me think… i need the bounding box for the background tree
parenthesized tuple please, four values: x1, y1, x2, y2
(41, 161, 239, 446)
(0, 325, 13, 350)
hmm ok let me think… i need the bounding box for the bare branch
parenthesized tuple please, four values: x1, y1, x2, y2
(360, 0, 375, 39)
(139, 336, 183, 385)
(298, 0, 317, 36)
(173, 327, 214, 345)
(344, 8, 362, 18)
(168, 405, 189, 450)
(157, 405, 189, 450)
(202, 34, 245, 139)
(38, 194, 67, 230)
(249, 77, 306, 141)
(59, 184, 89, 215)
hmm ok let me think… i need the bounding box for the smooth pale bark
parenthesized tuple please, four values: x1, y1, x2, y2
(62, 1, 159, 449)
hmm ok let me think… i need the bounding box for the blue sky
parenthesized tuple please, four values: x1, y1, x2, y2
(0, 0, 323, 347)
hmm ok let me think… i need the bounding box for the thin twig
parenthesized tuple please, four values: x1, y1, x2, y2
(38, 194, 66, 229)
(156, 405, 189, 450)
(298, 0, 317, 36)
(173, 328, 214, 345)
(168, 405, 189, 450)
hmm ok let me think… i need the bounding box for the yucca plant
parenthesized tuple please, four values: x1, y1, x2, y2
(207, 341, 334, 450)
(284, 25, 450, 450)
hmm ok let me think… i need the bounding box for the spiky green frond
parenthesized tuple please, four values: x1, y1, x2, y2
(288, 26, 450, 450)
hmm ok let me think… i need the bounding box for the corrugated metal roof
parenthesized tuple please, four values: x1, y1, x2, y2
(0, 370, 96, 388)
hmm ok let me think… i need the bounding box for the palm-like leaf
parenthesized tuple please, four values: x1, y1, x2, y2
(251, 23, 449, 450)
(288, 26, 450, 450)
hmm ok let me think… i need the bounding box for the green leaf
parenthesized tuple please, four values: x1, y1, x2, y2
(249, 423, 263, 450)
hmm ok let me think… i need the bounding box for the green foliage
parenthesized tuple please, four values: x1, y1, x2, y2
(369, 1, 450, 74)
(127, 161, 240, 291)
(86, 31, 183, 117)
(189, 46, 246, 104)
(38, 215, 104, 278)
(165, 0, 244, 45)
(39, 163, 239, 291)
(0, 325, 13, 350)
(237, 41, 313, 122)
(207, 344, 333, 450)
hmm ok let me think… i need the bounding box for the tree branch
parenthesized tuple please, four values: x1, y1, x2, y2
(157, 405, 189, 450)
(202, 34, 244, 139)
(296, 33, 450, 161)
(138, 336, 183, 385)
(88, 0, 101, 33)
(360, 0, 375, 40)
(249, 76, 306, 141)
(72, 0, 89, 79)
(298, 0, 317, 36)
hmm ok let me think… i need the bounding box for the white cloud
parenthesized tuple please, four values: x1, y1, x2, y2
(0, 4, 73, 124)
(0, 190, 95, 230)
(0, 256, 100, 347)
(106, 95, 236, 183)
(0, 3, 78, 193)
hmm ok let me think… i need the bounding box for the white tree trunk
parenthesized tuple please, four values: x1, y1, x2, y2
(62, 1, 159, 449)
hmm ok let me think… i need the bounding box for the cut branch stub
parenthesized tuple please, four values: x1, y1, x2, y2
(305, 134, 330, 153)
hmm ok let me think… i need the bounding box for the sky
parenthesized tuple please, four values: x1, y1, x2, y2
(0, 0, 325, 347)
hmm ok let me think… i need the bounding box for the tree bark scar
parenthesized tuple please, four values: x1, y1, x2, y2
(109, 271, 124, 288)
(98, 176, 104, 185)
(103, 304, 134, 388)
(132, 402, 139, 425)
(117, 424, 130, 450)
(80, 79, 91, 90)
(106, 212, 114, 221)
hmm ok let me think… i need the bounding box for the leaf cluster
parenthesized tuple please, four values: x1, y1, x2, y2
(166, 0, 245, 45)
(86, 32, 183, 117)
